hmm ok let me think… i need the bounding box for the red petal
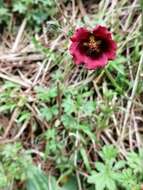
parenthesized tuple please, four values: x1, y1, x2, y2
(69, 42, 85, 64)
(70, 27, 89, 42)
(93, 25, 117, 60)
(105, 40, 117, 60)
(93, 25, 112, 39)
(84, 54, 108, 70)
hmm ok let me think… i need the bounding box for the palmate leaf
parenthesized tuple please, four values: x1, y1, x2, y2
(87, 146, 121, 190)
(88, 171, 117, 190)
(126, 151, 143, 174)
(99, 145, 118, 162)
(118, 169, 139, 190)
(62, 95, 76, 114)
(13, 2, 27, 13)
(35, 86, 57, 102)
(88, 172, 106, 190)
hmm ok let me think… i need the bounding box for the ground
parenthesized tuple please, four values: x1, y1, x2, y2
(0, 0, 143, 190)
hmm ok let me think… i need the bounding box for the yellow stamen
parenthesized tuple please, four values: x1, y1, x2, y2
(83, 42, 88, 46)
(85, 35, 101, 52)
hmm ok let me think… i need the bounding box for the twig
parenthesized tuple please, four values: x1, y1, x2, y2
(11, 18, 27, 53)
(0, 54, 44, 62)
(132, 110, 141, 150)
(26, 149, 45, 158)
(129, 117, 133, 151)
(57, 81, 62, 119)
(0, 72, 32, 88)
(0, 119, 29, 144)
(103, 130, 127, 157)
(76, 171, 82, 190)
(124, 0, 138, 30)
(32, 61, 46, 86)
(41, 34, 63, 83)
(120, 53, 143, 141)
(2, 108, 19, 139)
(78, 0, 86, 17)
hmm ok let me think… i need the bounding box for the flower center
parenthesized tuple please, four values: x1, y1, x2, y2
(84, 35, 101, 52)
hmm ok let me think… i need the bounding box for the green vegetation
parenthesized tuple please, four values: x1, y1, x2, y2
(0, 0, 143, 189)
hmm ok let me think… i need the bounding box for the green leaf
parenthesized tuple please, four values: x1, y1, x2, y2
(35, 86, 57, 102)
(26, 166, 49, 190)
(0, 103, 16, 113)
(108, 56, 126, 75)
(61, 115, 77, 128)
(88, 171, 106, 190)
(88, 170, 117, 190)
(87, 146, 121, 190)
(113, 160, 125, 170)
(17, 111, 31, 123)
(62, 96, 76, 114)
(117, 169, 139, 190)
(61, 176, 78, 190)
(99, 145, 118, 162)
(0, 163, 8, 188)
(40, 106, 58, 121)
(95, 162, 105, 172)
(126, 151, 143, 174)
(77, 124, 96, 141)
(0, 7, 10, 24)
(13, 2, 27, 13)
(3, 81, 20, 90)
(40, 107, 53, 121)
(81, 100, 96, 116)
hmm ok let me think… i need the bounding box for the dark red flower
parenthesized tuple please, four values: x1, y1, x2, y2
(69, 25, 117, 70)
